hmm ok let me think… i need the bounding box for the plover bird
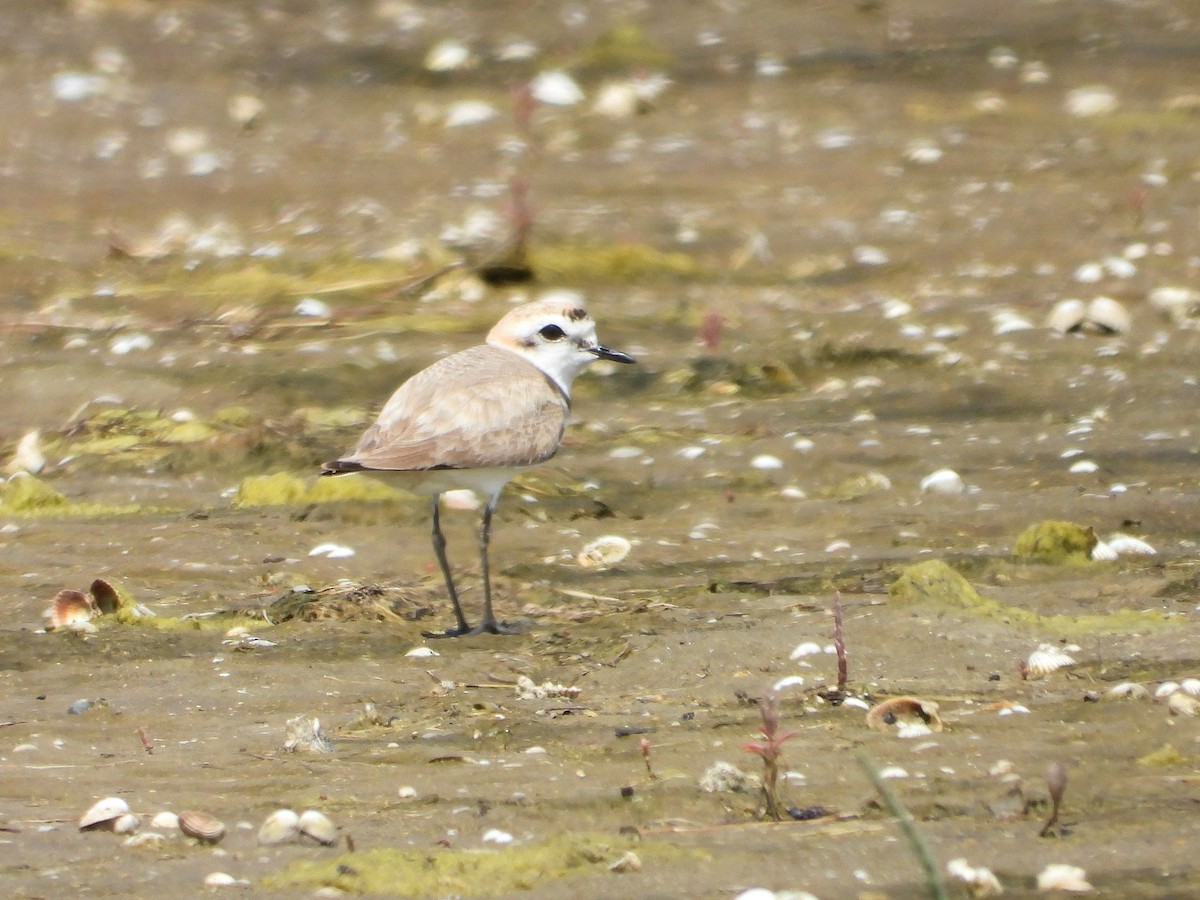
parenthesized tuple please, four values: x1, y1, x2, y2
(322, 297, 635, 636)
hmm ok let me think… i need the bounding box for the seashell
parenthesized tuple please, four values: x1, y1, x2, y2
(113, 813, 140, 835)
(751, 454, 784, 470)
(80, 796, 131, 831)
(424, 40, 473, 72)
(89, 579, 121, 614)
(609, 850, 642, 873)
(771, 675, 805, 692)
(1070, 460, 1099, 475)
(405, 646, 439, 658)
(482, 828, 513, 845)
(297, 810, 338, 846)
(6, 429, 45, 475)
(1065, 85, 1118, 118)
(47, 589, 95, 629)
(1103, 533, 1156, 557)
(1155, 681, 1181, 699)
(178, 810, 226, 844)
(204, 872, 246, 888)
(946, 858, 1003, 896)
(920, 468, 964, 495)
(1089, 539, 1117, 560)
(865, 697, 943, 736)
(1024, 643, 1076, 678)
(444, 101, 497, 129)
(790, 641, 822, 659)
(1046, 299, 1087, 333)
(1149, 285, 1200, 324)
(150, 811, 180, 831)
(227, 93, 264, 129)
(1180, 678, 1200, 696)
(308, 542, 355, 559)
(530, 70, 584, 106)
(1086, 296, 1130, 334)
(1105, 682, 1148, 700)
(1166, 692, 1200, 717)
(577, 535, 632, 568)
(992, 310, 1034, 335)
(258, 808, 301, 845)
(1036, 863, 1093, 892)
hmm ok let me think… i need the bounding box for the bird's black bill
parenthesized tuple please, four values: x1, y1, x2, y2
(589, 344, 637, 364)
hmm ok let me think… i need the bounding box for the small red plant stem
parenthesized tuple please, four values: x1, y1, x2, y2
(833, 593, 848, 693)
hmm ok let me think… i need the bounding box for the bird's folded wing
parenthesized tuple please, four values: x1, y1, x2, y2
(342, 346, 570, 471)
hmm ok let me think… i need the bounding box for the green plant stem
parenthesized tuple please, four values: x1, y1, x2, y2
(855, 748, 948, 900)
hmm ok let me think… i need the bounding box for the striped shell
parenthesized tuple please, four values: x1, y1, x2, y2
(178, 810, 225, 843)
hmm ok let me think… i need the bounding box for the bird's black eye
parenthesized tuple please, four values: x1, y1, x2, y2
(538, 324, 566, 341)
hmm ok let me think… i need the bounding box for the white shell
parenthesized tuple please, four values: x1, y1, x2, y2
(531, 70, 584, 106)
(577, 535, 632, 568)
(1089, 540, 1118, 561)
(1036, 863, 1093, 892)
(1103, 533, 1156, 556)
(1065, 85, 1118, 117)
(113, 813, 140, 835)
(1180, 678, 1200, 696)
(609, 850, 642, 873)
(771, 675, 806, 691)
(444, 101, 497, 129)
(80, 797, 131, 830)
(482, 828, 513, 844)
(1105, 682, 1148, 700)
(920, 468, 964, 495)
(751, 454, 784, 470)
(1047, 299, 1087, 333)
(1024, 644, 1076, 678)
(1167, 692, 1200, 717)
(946, 858, 1003, 896)
(298, 810, 338, 846)
(424, 40, 473, 72)
(203, 872, 244, 888)
(1155, 682, 1181, 699)
(790, 641, 823, 659)
(1087, 296, 1130, 333)
(405, 646, 439, 658)
(6, 430, 45, 474)
(1070, 460, 1099, 475)
(258, 808, 301, 845)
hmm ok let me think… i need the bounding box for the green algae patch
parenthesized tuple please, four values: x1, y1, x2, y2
(265, 834, 691, 896)
(1014, 520, 1097, 564)
(530, 241, 698, 283)
(576, 22, 673, 73)
(234, 472, 311, 507)
(889, 559, 1174, 636)
(234, 471, 402, 507)
(308, 473, 401, 503)
(0, 474, 70, 512)
(1138, 744, 1189, 767)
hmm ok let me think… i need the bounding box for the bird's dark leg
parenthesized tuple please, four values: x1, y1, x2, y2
(425, 494, 472, 638)
(472, 492, 525, 635)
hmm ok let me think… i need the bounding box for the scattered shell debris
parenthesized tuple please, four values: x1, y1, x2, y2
(283, 715, 333, 753)
(515, 675, 581, 701)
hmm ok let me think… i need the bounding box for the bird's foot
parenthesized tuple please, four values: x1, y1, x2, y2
(421, 619, 529, 638)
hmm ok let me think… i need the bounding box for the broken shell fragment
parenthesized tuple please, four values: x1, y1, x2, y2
(946, 858, 1003, 896)
(113, 813, 140, 835)
(865, 697, 943, 736)
(258, 808, 301, 845)
(178, 810, 226, 844)
(1024, 644, 1076, 678)
(297, 810, 337, 846)
(80, 796, 131, 831)
(577, 534, 633, 568)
